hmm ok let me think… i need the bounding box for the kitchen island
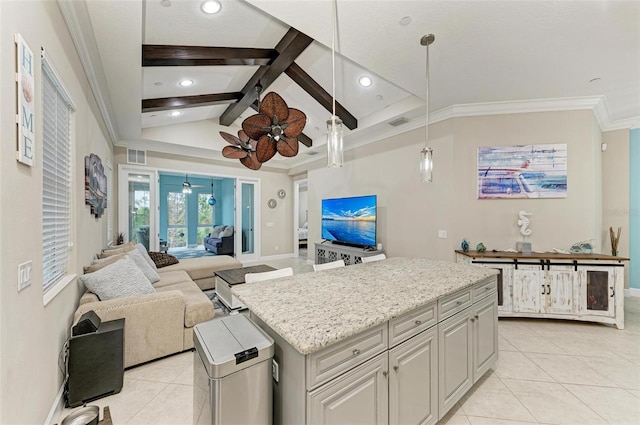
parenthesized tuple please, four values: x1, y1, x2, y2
(233, 257, 499, 425)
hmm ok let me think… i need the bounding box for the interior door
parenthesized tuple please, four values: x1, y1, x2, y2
(236, 179, 259, 262)
(118, 167, 157, 251)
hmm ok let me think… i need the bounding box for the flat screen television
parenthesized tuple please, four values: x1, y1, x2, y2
(321, 195, 377, 248)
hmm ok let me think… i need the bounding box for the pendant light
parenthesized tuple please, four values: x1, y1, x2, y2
(420, 34, 435, 182)
(208, 180, 216, 206)
(327, 0, 343, 168)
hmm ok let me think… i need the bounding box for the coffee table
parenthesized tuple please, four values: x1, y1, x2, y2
(215, 265, 275, 310)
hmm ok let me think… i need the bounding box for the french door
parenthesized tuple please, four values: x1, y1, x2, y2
(236, 179, 259, 262)
(118, 167, 157, 251)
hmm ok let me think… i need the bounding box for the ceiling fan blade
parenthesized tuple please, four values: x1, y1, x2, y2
(219, 131, 241, 146)
(238, 130, 250, 143)
(260, 92, 289, 123)
(283, 108, 306, 137)
(222, 145, 248, 159)
(256, 135, 277, 163)
(277, 136, 299, 157)
(242, 114, 271, 140)
(240, 154, 262, 170)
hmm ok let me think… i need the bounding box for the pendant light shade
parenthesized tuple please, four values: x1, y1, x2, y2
(420, 147, 433, 182)
(327, 116, 343, 168)
(327, 0, 343, 167)
(208, 181, 216, 206)
(420, 34, 435, 182)
(182, 174, 192, 194)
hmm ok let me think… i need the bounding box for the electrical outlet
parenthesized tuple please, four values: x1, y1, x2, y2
(272, 359, 279, 382)
(18, 260, 32, 291)
(438, 230, 448, 239)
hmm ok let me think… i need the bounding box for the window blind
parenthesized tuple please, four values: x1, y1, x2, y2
(42, 66, 72, 293)
(106, 160, 113, 245)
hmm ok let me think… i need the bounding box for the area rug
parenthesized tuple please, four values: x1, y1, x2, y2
(169, 248, 217, 260)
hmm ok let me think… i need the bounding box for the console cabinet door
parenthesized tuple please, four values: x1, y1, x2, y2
(472, 295, 498, 381)
(389, 327, 438, 425)
(438, 308, 473, 419)
(545, 266, 576, 314)
(577, 266, 616, 318)
(307, 353, 389, 425)
(512, 266, 543, 313)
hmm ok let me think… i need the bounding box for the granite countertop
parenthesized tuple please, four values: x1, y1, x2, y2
(232, 257, 497, 355)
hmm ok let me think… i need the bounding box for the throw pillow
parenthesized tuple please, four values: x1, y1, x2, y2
(135, 244, 158, 270)
(78, 258, 155, 301)
(220, 227, 234, 237)
(126, 248, 161, 284)
(104, 241, 136, 252)
(99, 243, 135, 258)
(83, 254, 125, 274)
(211, 225, 226, 238)
(148, 251, 180, 268)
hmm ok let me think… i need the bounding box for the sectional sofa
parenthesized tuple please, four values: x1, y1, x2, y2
(74, 244, 242, 368)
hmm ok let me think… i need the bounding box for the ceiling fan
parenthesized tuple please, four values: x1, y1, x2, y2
(164, 174, 205, 193)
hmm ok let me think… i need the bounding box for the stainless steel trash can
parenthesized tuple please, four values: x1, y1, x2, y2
(193, 314, 274, 425)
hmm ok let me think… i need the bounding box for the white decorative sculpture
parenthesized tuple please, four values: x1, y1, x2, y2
(517, 211, 532, 237)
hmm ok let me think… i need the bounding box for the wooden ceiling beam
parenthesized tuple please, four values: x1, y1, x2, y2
(142, 45, 277, 66)
(142, 92, 242, 113)
(219, 28, 313, 127)
(285, 62, 357, 130)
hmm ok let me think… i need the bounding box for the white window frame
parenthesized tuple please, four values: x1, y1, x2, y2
(106, 159, 113, 245)
(41, 49, 76, 305)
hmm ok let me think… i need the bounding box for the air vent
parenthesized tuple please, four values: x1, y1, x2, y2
(306, 151, 319, 156)
(127, 149, 147, 165)
(388, 117, 409, 127)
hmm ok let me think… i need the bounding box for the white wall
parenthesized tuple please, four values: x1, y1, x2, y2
(308, 110, 605, 261)
(0, 2, 113, 423)
(115, 148, 295, 257)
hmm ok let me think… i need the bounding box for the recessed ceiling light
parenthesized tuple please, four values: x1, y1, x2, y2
(399, 16, 412, 26)
(179, 79, 194, 87)
(201, 0, 221, 14)
(154, 82, 162, 86)
(359, 76, 373, 87)
(169, 111, 182, 117)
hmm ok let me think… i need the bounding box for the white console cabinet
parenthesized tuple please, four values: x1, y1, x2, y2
(456, 250, 627, 329)
(315, 242, 385, 266)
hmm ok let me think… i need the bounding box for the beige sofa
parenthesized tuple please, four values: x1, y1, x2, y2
(74, 255, 242, 368)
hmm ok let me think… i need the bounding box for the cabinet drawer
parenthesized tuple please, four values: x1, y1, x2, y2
(306, 323, 388, 390)
(473, 277, 497, 302)
(389, 302, 437, 347)
(438, 288, 472, 321)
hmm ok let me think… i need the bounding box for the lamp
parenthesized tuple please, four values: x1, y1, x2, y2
(420, 34, 435, 182)
(327, 0, 343, 168)
(182, 174, 192, 194)
(208, 180, 216, 206)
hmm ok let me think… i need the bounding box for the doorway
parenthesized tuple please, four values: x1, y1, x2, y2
(294, 179, 308, 260)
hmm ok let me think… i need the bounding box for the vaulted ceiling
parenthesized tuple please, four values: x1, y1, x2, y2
(67, 0, 640, 171)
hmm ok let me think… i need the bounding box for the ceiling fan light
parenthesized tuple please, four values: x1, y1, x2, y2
(201, 0, 221, 14)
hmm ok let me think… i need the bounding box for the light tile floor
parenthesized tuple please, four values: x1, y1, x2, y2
(59, 260, 640, 425)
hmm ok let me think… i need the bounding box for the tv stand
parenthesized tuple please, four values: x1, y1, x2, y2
(314, 242, 385, 266)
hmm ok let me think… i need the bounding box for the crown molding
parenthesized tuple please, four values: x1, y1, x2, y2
(57, 0, 118, 145)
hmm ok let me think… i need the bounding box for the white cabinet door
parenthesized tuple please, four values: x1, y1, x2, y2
(389, 327, 438, 425)
(472, 295, 498, 381)
(491, 263, 513, 313)
(546, 266, 576, 314)
(512, 266, 543, 313)
(307, 353, 389, 425)
(438, 308, 473, 419)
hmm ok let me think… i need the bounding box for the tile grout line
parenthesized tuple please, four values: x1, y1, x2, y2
(491, 372, 542, 424)
(558, 382, 611, 425)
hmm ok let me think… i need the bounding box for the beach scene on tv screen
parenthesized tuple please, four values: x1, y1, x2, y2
(322, 196, 376, 246)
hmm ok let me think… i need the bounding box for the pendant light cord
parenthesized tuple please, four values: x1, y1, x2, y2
(424, 39, 429, 149)
(332, 0, 337, 121)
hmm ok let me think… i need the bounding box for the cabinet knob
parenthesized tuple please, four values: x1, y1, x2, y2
(393, 365, 399, 373)
(475, 315, 479, 320)
(414, 320, 422, 326)
(456, 300, 463, 306)
(382, 371, 388, 379)
(352, 349, 361, 356)
(471, 318, 476, 322)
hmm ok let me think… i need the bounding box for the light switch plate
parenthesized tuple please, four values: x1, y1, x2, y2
(438, 230, 448, 239)
(18, 261, 32, 291)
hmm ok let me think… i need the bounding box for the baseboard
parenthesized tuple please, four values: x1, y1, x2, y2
(624, 288, 640, 297)
(44, 384, 65, 425)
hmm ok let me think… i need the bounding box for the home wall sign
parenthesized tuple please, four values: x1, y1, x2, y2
(477, 143, 567, 199)
(85, 154, 108, 218)
(16, 33, 35, 166)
